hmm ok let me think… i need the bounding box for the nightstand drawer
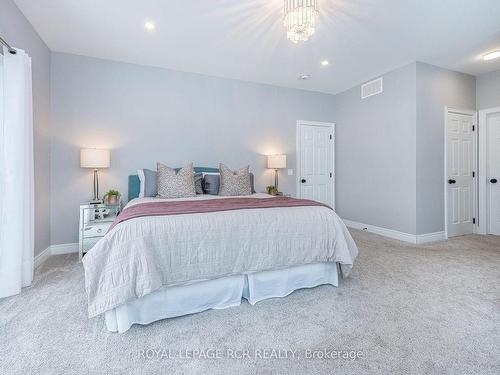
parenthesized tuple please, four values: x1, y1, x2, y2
(81, 237, 100, 252)
(80, 203, 121, 261)
(82, 223, 110, 238)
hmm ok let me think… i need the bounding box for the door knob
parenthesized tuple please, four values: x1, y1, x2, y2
(448, 179, 456, 184)
(301, 179, 306, 183)
(491, 178, 498, 184)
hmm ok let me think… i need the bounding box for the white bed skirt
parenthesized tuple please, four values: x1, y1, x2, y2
(105, 262, 339, 333)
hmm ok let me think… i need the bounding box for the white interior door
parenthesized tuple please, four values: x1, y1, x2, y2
(297, 122, 334, 207)
(487, 111, 500, 235)
(446, 111, 476, 237)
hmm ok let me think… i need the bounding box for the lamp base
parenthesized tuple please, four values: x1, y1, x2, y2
(88, 199, 103, 205)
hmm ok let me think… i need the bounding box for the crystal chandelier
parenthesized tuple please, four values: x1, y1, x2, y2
(284, 0, 319, 43)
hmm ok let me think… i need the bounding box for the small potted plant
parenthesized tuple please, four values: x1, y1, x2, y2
(104, 189, 121, 205)
(266, 185, 278, 196)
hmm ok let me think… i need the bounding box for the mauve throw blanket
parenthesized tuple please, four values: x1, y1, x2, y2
(109, 197, 330, 232)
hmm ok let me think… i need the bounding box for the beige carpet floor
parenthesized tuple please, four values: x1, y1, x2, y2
(0, 230, 499, 375)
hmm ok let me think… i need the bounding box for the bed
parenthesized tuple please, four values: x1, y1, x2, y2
(82, 167, 358, 333)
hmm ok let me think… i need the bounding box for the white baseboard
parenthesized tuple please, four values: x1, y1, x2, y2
(34, 247, 51, 268)
(343, 219, 417, 243)
(34, 222, 447, 269)
(343, 219, 446, 244)
(34, 242, 79, 268)
(416, 231, 446, 244)
(50, 242, 79, 255)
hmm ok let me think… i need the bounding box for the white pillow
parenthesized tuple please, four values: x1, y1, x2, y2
(137, 169, 145, 198)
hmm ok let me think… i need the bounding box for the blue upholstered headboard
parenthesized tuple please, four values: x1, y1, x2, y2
(128, 166, 219, 201)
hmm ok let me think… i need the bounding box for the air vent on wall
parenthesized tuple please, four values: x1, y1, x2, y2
(361, 77, 383, 99)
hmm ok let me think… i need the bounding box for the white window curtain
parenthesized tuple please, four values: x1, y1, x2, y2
(0, 46, 34, 298)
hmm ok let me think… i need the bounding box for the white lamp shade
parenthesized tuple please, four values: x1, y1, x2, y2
(80, 148, 110, 169)
(267, 154, 287, 169)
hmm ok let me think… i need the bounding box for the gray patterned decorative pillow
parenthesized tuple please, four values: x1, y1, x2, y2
(202, 173, 256, 195)
(194, 172, 204, 194)
(157, 162, 196, 198)
(218, 163, 252, 196)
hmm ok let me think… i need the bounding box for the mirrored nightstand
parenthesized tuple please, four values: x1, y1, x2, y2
(79, 203, 121, 260)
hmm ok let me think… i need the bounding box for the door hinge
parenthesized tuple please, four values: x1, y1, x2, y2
(473, 171, 475, 178)
(473, 218, 476, 224)
(329, 134, 332, 140)
(472, 125, 475, 131)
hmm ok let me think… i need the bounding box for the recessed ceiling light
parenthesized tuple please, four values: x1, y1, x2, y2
(299, 74, 311, 80)
(483, 50, 500, 61)
(144, 21, 155, 31)
(321, 60, 329, 66)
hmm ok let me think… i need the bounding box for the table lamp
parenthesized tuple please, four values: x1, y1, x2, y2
(267, 154, 287, 192)
(80, 148, 110, 204)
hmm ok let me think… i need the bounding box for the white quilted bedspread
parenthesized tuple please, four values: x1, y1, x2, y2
(83, 194, 358, 317)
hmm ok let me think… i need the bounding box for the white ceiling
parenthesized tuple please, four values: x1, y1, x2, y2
(14, 0, 500, 94)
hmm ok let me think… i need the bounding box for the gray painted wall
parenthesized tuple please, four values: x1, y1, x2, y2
(334, 62, 475, 236)
(0, 0, 51, 256)
(50, 52, 336, 245)
(0, 0, 493, 251)
(2, 1, 482, 245)
(476, 69, 500, 110)
(334, 63, 417, 234)
(415, 62, 476, 235)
